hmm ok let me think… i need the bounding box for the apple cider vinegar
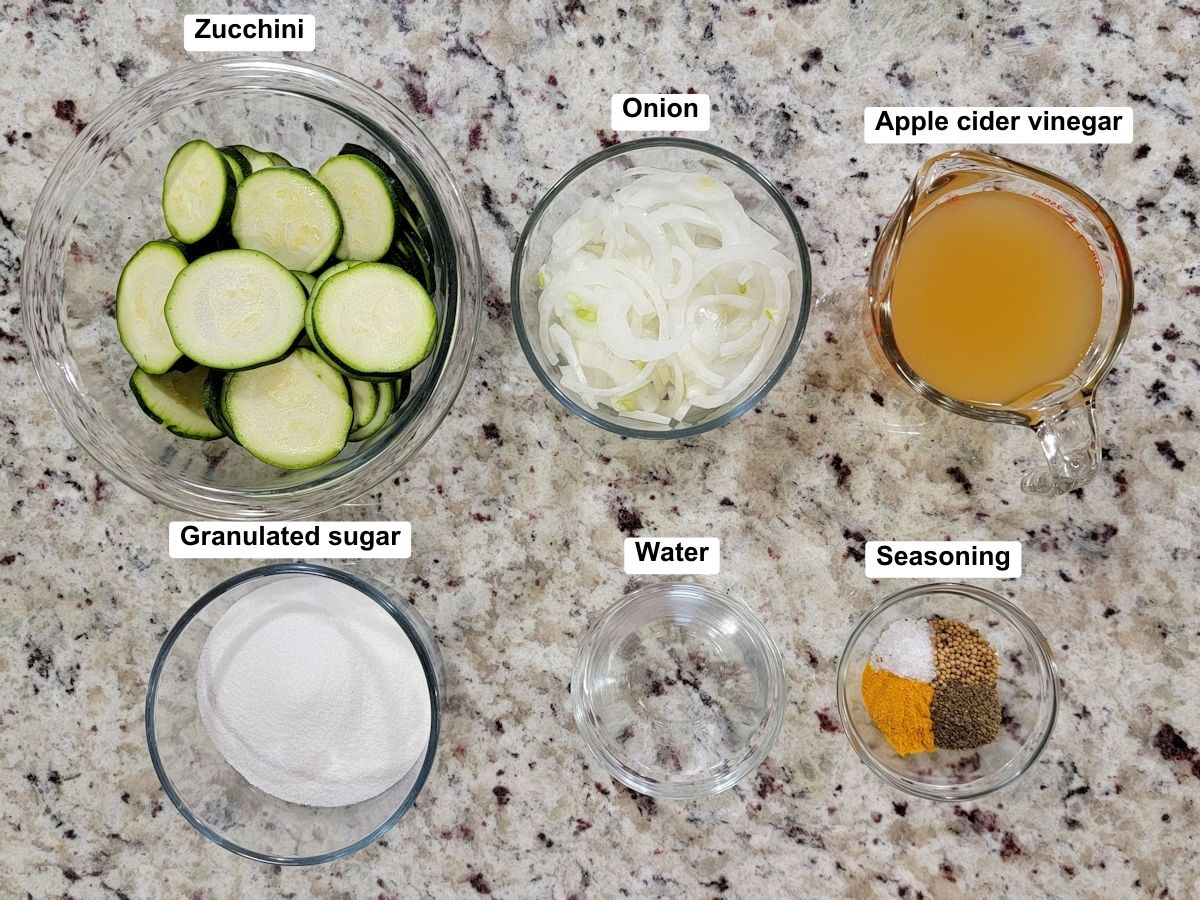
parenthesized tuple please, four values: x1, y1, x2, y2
(888, 190, 1103, 409)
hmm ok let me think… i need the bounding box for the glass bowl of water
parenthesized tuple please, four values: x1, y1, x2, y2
(570, 581, 787, 799)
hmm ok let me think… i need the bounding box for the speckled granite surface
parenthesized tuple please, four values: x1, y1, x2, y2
(2, 1, 1198, 897)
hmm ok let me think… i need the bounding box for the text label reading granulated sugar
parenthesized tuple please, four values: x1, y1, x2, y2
(611, 94, 711, 131)
(169, 521, 410, 559)
(184, 15, 315, 52)
(865, 541, 1021, 579)
(624, 537, 720, 575)
(864, 107, 1132, 144)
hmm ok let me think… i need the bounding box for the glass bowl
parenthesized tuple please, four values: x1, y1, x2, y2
(836, 583, 1058, 801)
(145, 562, 444, 865)
(511, 137, 812, 439)
(22, 58, 481, 518)
(570, 581, 787, 799)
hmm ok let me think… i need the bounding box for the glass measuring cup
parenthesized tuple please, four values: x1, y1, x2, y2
(865, 150, 1133, 496)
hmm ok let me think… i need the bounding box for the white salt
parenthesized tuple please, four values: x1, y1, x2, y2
(870, 617, 935, 682)
(195, 575, 431, 807)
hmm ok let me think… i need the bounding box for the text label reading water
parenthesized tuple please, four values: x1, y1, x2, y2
(184, 15, 315, 51)
(624, 537, 721, 575)
(865, 541, 1021, 579)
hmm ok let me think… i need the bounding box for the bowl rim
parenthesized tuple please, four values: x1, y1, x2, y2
(835, 582, 1059, 801)
(510, 136, 813, 439)
(569, 580, 788, 799)
(22, 57, 481, 518)
(144, 562, 442, 865)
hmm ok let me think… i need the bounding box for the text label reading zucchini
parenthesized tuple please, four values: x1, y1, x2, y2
(865, 541, 1021, 579)
(611, 94, 711, 132)
(184, 14, 315, 51)
(624, 537, 720, 575)
(864, 106, 1132, 144)
(169, 521, 411, 559)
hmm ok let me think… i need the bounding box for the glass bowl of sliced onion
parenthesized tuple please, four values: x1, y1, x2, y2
(511, 138, 812, 438)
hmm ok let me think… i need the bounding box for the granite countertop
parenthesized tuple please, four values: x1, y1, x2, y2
(2, 2, 1198, 897)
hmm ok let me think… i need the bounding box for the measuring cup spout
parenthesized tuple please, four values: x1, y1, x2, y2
(1022, 402, 1100, 496)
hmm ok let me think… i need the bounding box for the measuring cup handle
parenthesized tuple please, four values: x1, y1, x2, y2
(1022, 402, 1100, 496)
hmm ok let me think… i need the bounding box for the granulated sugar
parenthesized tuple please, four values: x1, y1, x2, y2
(869, 616, 936, 682)
(195, 575, 431, 807)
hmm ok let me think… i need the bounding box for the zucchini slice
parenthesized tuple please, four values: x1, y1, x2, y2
(308, 262, 437, 376)
(231, 144, 275, 173)
(292, 270, 317, 294)
(201, 369, 239, 443)
(317, 154, 397, 262)
(162, 140, 236, 244)
(347, 378, 378, 429)
(265, 152, 292, 167)
(294, 346, 350, 403)
(116, 240, 188, 374)
(218, 147, 252, 185)
(129, 366, 223, 440)
(165, 248, 306, 370)
(222, 349, 353, 468)
(348, 380, 394, 441)
(310, 259, 362, 298)
(231, 167, 343, 272)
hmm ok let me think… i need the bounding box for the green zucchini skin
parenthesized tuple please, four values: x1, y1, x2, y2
(162, 140, 237, 244)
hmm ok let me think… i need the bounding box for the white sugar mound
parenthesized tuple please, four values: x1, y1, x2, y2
(870, 617, 935, 682)
(196, 575, 431, 807)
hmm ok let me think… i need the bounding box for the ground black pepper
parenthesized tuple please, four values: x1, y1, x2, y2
(930, 680, 1001, 750)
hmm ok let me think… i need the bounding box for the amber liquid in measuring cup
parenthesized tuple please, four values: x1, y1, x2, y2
(889, 190, 1103, 411)
(866, 151, 1133, 496)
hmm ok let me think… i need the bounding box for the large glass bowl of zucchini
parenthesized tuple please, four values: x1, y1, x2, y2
(23, 59, 481, 518)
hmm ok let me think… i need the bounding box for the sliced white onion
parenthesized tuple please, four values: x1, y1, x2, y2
(535, 167, 796, 425)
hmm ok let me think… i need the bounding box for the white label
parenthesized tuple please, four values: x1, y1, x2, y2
(169, 521, 410, 559)
(864, 106, 1132, 144)
(865, 541, 1021, 579)
(184, 15, 315, 51)
(611, 94, 711, 131)
(624, 537, 720, 575)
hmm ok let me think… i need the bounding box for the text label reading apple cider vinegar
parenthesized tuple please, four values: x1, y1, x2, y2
(864, 107, 1132, 143)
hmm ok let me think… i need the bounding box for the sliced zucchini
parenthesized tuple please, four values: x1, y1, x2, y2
(308, 263, 437, 376)
(347, 378, 378, 429)
(393, 227, 434, 293)
(129, 366, 223, 440)
(231, 168, 343, 272)
(338, 143, 424, 226)
(265, 152, 292, 167)
(162, 140, 236, 244)
(222, 349, 353, 468)
(165, 249, 306, 370)
(348, 380, 394, 441)
(292, 270, 317, 294)
(116, 240, 188, 374)
(201, 369, 239, 442)
(294, 346, 349, 403)
(218, 147, 252, 185)
(231, 144, 275, 173)
(317, 154, 397, 262)
(310, 259, 362, 298)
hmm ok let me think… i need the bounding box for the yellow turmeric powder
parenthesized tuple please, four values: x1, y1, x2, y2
(861, 663, 935, 756)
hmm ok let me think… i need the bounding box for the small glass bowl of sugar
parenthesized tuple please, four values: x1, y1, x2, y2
(146, 563, 443, 865)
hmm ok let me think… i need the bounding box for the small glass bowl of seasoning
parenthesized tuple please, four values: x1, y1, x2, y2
(570, 581, 787, 799)
(836, 583, 1057, 801)
(146, 563, 444, 865)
